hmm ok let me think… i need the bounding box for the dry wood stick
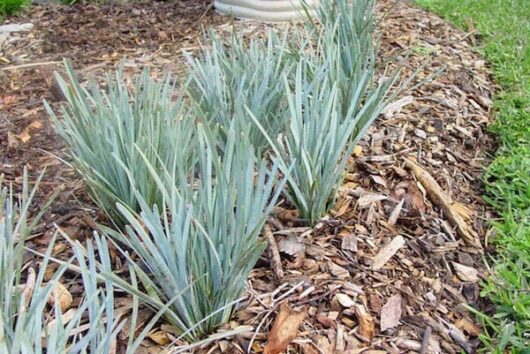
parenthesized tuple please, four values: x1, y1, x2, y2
(420, 326, 432, 354)
(264, 224, 284, 280)
(404, 158, 483, 251)
(1, 61, 61, 71)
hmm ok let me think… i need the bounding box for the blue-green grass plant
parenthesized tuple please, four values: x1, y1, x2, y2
(310, 0, 382, 119)
(249, 0, 399, 225)
(105, 123, 286, 342)
(0, 173, 132, 353)
(252, 57, 394, 225)
(46, 61, 196, 226)
(185, 30, 293, 155)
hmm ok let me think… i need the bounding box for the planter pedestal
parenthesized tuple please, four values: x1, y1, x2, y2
(214, 0, 317, 22)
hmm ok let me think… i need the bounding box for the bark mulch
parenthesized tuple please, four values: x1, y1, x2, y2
(0, 0, 497, 353)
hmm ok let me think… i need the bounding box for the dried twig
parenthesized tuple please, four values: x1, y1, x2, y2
(264, 224, 284, 280)
(404, 158, 483, 251)
(1, 61, 62, 72)
(420, 326, 432, 354)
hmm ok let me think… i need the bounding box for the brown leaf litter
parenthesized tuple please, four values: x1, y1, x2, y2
(0, 0, 497, 352)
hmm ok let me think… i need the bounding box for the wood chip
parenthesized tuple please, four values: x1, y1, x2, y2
(448, 324, 476, 354)
(382, 95, 414, 118)
(396, 337, 441, 354)
(357, 193, 387, 209)
(0, 23, 34, 33)
(455, 317, 482, 337)
(329, 262, 350, 279)
(147, 330, 170, 345)
(371, 175, 388, 188)
(354, 304, 375, 340)
(387, 198, 405, 226)
(277, 234, 305, 256)
(315, 335, 334, 354)
(380, 294, 402, 331)
(335, 293, 355, 308)
(371, 235, 406, 270)
(47, 282, 73, 312)
(341, 234, 358, 252)
(21, 267, 36, 313)
(7, 131, 19, 149)
(263, 303, 307, 354)
(452, 262, 479, 282)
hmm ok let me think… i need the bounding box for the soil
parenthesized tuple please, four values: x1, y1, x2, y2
(0, 0, 498, 353)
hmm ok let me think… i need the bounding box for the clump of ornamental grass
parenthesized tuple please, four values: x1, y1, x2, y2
(251, 62, 371, 225)
(249, 0, 400, 225)
(0, 173, 123, 353)
(46, 61, 196, 226)
(104, 123, 286, 342)
(185, 30, 293, 154)
(67, 233, 170, 354)
(307, 0, 400, 123)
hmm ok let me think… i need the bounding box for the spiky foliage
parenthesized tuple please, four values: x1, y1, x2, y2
(251, 62, 357, 224)
(185, 31, 292, 154)
(250, 0, 398, 224)
(69, 235, 123, 354)
(0, 173, 156, 353)
(0, 171, 49, 353)
(105, 124, 285, 341)
(310, 0, 391, 119)
(46, 61, 196, 225)
(68, 233, 169, 354)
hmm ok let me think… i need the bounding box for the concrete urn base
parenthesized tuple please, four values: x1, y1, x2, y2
(214, 0, 318, 22)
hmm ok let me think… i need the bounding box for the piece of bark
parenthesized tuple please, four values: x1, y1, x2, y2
(264, 224, 284, 280)
(371, 235, 405, 270)
(341, 234, 358, 252)
(329, 262, 350, 279)
(263, 303, 307, 354)
(448, 325, 477, 354)
(277, 234, 305, 256)
(380, 294, 402, 331)
(452, 262, 479, 282)
(354, 304, 375, 341)
(404, 159, 482, 251)
(336, 293, 355, 308)
(388, 199, 405, 226)
(382, 95, 414, 118)
(420, 326, 432, 354)
(47, 282, 73, 312)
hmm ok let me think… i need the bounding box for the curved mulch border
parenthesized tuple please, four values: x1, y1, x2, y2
(0, 0, 496, 353)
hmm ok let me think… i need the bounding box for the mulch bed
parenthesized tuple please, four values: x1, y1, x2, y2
(0, 0, 498, 353)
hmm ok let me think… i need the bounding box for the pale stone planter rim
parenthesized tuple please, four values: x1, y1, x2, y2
(214, 0, 318, 22)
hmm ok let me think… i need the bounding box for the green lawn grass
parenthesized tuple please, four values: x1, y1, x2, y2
(415, 0, 530, 352)
(0, 0, 28, 18)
